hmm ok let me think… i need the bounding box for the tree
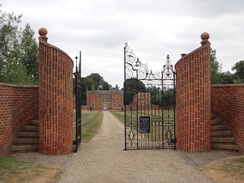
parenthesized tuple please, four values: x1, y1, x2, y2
(219, 71, 234, 84)
(80, 77, 96, 105)
(0, 7, 38, 84)
(210, 49, 222, 84)
(20, 24, 39, 84)
(87, 73, 109, 90)
(124, 78, 146, 105)
(232, 60, 244, 83)
(147, 86, 162, 106)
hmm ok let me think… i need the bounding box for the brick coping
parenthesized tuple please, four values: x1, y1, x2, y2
(212, 83, 244, 87)
(39, 38, 74, 67)
(0, 82, 38, 88)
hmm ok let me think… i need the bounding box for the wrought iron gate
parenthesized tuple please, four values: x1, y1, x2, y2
(73, 51, 82, 152)
(124, 43, 176, 150)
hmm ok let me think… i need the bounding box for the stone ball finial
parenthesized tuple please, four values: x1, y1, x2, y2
(200, 32, 210, 46)
(38, 27, 48, 36)
(201, 32, 210, 40)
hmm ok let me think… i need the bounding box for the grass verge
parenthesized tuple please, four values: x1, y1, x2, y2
(110, 111, 124, 123)
(73, 110, 103, 142)
(0, 156, 62, 183)
(202, 155, 244, 183)
(221, 156, 244, 178)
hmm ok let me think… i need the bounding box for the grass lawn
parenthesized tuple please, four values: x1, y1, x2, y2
(117, 110, 175, 142)
(0, 110, 103, 183)
(73, 110, 103, 142)
(110, 111, 124, 123)
(0, 156, 61, 183)
(221, 156, 244, 178)
(202, 155, 244, 183)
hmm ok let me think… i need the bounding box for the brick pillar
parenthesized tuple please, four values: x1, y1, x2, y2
(38, 28, 74, 155)
(175, 32, 211, 152)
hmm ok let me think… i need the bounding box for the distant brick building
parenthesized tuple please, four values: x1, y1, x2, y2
(86, 85, 123, 110)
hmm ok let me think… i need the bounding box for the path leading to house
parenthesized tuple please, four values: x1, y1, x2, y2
(57, 111, 215, 183)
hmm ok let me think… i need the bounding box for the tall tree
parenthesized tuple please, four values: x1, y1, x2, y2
(0, 7, 38, 84)
(219, 71, 234, 84)
(210, 49, 222, 84)
(87, 73, 109, 90)
(80, 77, 96, 105)
(232, 60, 244, 83)
(20, 24, 39, 84)
(0, 9, 31, 84)
(124, 78, 146, 105)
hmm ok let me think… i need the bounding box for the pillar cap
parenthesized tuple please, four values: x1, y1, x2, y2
(201, 32, 210, 40)
(38, 28, 48, 42)
(201, 32, 210, 45)
(38, 27, 48, 36)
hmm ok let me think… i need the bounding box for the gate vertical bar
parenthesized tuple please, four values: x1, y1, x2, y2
(161, 71, 164, 148)
(74, 51, 82, 152)
(136, 69, 139, 149)
(173, 69, 176, 150)
(124, 45, 127, 150)
(162, 55, 176, 149)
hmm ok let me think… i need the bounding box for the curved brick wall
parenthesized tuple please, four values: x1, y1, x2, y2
(175, 41, 211, 152)
(0, 83, 38, 156)
(212, 84, 244, 152)
(39, 36, 74, 155)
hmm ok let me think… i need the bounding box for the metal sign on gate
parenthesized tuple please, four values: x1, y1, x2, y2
(124, 43, 176, 150)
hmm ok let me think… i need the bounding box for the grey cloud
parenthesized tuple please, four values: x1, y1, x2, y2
(1, 0, 244, 87)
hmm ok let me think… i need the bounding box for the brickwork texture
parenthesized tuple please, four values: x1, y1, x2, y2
(38, 34, 74, 155)
(175, 38, 211, 152)
(212, 84, 244, 152)
(1, 30, 243, 155)
(0, 83, 38, 156)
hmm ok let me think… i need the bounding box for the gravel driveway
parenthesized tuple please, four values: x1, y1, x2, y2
(57, 111, 224, 183)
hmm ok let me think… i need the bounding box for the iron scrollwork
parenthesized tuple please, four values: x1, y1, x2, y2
(162, 55, 175, 80)
(124, 43, 176, 150)
(124, 43, 161, 80)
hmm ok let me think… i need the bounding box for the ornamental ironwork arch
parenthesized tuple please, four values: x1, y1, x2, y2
(124, 43, 176, 150)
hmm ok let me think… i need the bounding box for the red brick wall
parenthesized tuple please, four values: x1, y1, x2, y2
(211, 84, 244, 151)
(175, 39, 211, 152)
(0, 83, 38, 156)
(39, 35, 73, 155)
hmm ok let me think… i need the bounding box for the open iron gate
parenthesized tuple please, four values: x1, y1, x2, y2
(73, 51, 82, 152)
(124, 43, 176, 150)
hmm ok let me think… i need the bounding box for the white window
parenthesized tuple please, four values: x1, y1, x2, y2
(114, 104, 116, 108)
(116, 98, 119, 102)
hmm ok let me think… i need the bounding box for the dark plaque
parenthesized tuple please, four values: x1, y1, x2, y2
(140, 116, 150, 133)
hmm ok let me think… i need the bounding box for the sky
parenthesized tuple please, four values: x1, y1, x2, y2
(1, 0, 244, 88)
